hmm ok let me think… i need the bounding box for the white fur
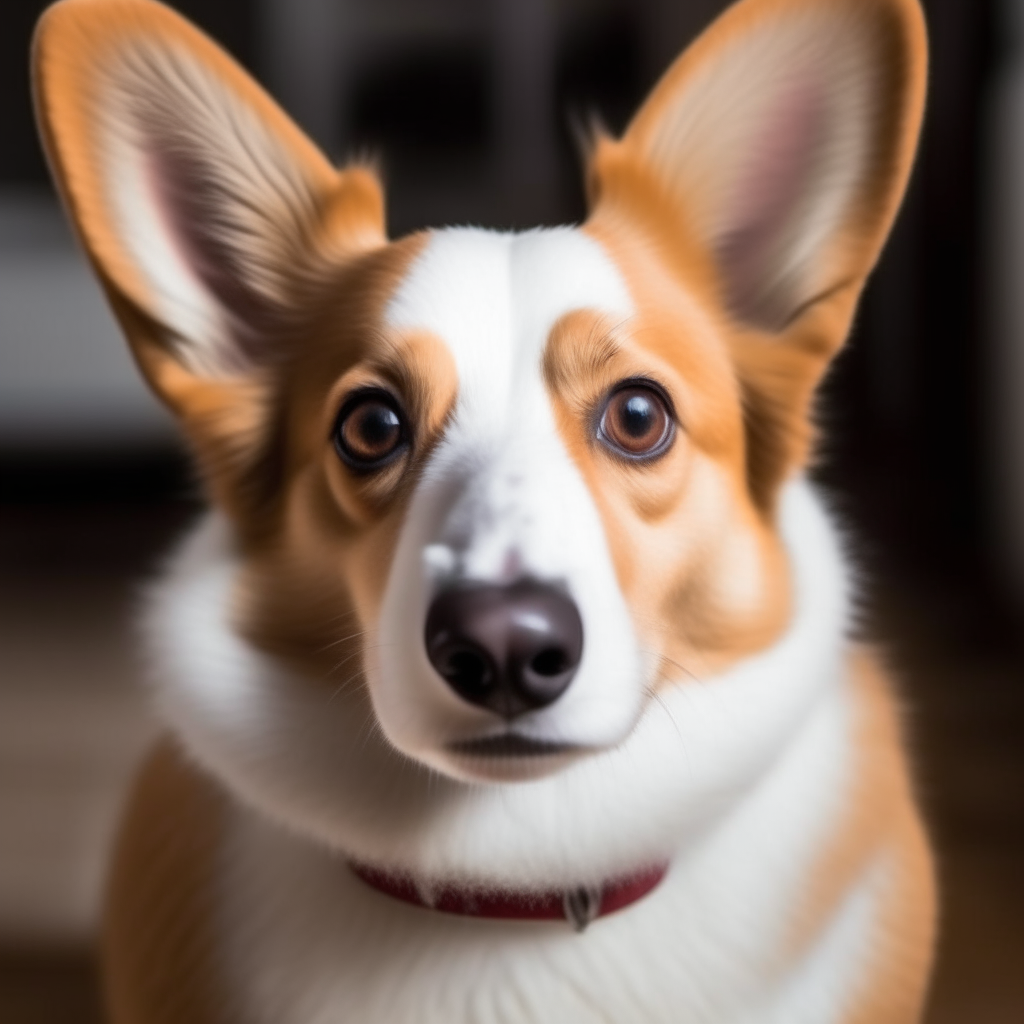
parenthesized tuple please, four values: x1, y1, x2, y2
(214, 688, 878, 1024)
(177, 479, 879, 1024)
(374, 228, 644, 779)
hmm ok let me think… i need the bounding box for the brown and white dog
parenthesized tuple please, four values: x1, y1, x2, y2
(33, 0, 935, 1020)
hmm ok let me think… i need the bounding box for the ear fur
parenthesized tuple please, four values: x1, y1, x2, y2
(587, 0, 927, 501)
(33, 0, 385, 514)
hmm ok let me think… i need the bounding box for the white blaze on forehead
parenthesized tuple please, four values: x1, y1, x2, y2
(373, 227, 644, 766)
(385, 226, 635, 580)
(386, 227, 633, 426)
(385, 226, 635, 575)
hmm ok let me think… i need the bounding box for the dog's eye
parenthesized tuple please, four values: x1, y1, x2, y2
(333, 390, 408, 471)
(598, 384, 674, 460)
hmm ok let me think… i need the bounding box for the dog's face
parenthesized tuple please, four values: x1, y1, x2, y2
(35, 0, 925, 878)
(240, 223, 792, 787)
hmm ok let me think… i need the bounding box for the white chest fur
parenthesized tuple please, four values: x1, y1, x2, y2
(214, 681, 882, 1024)
(147, 482, 883, 1022)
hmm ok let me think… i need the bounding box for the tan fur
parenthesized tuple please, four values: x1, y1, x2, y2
(33, 0, 387, 524)
(784, 650, 936, 1023)
(33, 0, 935, 1020)
(575, 1, 934, 1010)
(104, 740, 229, 1024)
(544, 307, 791, 678)
(587, 0, 928, 505)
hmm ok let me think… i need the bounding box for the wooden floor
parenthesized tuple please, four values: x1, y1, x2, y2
(0, 948, 103, 1024)
(0, 464, 1022, 1022)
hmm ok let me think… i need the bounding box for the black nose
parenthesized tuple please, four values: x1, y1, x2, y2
(424, 581, 584, 717)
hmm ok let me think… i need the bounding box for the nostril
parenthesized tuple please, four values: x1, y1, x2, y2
(529, 648, 569, 677)
(444, 648, 493, 693)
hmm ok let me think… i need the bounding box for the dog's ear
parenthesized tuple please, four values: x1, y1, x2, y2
(33, 0, 385, 513)
(587, 0, 927, 501)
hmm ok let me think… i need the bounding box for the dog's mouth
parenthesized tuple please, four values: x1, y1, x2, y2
(447, 734, 581, 758)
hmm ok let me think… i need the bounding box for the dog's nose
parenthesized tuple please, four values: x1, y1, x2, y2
(424, 581, 583, 717)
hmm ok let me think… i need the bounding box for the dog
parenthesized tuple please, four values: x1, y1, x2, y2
(33, 0, 935, 1020)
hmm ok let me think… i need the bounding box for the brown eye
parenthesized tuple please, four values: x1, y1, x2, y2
(598, 384, 674, 460)
(333, 390, 408, 471)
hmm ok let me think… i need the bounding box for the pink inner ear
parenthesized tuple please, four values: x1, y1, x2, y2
(142, 143, 278, 369)
(715, 78, 828, 327)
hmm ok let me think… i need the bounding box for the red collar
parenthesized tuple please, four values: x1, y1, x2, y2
(350, 861, 669, 931)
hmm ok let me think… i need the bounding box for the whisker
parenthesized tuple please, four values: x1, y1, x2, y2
(328, 646, 369, 677)
(326, 640, 395, 681)
(323, 608, 361, 628)
(644, 683, 684, 745)
(316, 628, 370, 656)
(326, 670, 364, 706)
(637, 647, 704, 686)
(355, 703, 388, 754)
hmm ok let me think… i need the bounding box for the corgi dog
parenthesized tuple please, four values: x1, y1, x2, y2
(33, 0, 935, 1020)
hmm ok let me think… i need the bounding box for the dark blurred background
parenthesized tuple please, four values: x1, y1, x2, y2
(1, 0, 1021, 1021)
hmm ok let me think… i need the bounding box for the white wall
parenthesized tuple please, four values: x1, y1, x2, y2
(0, 190, 173, 447)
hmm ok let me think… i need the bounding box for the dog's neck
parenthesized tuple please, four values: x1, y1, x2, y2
(212, 653, 868, 1024)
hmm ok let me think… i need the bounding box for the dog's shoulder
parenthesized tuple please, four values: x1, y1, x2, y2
(104, 738, 231, 1024)
(792, 646, 936, 1023)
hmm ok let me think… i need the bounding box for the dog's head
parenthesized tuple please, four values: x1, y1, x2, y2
(34, 0, 925, 883)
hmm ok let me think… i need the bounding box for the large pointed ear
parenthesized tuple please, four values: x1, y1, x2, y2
(587, 0, 927, 495)
(32, 0, 385, 509)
